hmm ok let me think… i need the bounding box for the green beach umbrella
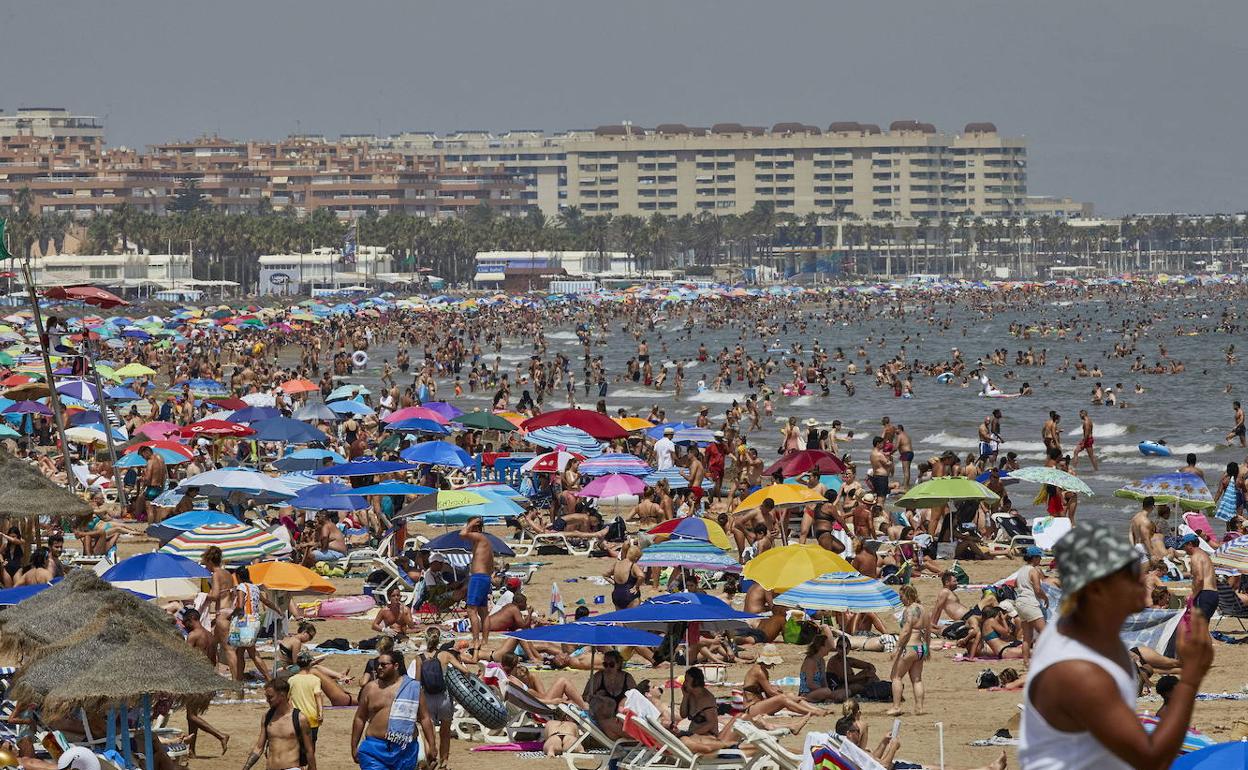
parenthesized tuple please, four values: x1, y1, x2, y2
(895, 477, 999, 509)
(455, 410, 518, 432)
(1007, 466, 1094, 496)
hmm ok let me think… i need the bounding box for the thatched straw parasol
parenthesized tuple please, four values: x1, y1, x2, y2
(12, 611, 237, 716)
(0, 569, 174, 658)
(0, 450, 91, 521)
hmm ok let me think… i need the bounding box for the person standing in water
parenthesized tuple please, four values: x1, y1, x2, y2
(1227, 400, 1246, 447)
(1071, 409, 1098, 471)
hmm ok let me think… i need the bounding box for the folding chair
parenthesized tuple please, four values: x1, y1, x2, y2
(1215, 581, 1248, 632)
(732, 722, 798, 770)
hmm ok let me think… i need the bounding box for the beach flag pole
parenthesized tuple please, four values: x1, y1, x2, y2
(935, 721, 945, 770)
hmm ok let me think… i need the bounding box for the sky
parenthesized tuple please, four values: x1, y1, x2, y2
(2, 0, 1246, 216)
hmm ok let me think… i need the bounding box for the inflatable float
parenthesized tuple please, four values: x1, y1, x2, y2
(314, 594, 375, 618)
(781, 385, 813, 397)
(935, 372, 954, 383)
(448, 667, 509, 729)
(351, 350, 369, 368)
(1138, 441, 1171, 457)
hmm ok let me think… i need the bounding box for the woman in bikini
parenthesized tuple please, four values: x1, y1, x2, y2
(798, 632, 847, 703)
(276, 622, 356, 705)
(581, 650, 635, 710)
(887, 584, 930, 716)
(675, 667, 751, 756)
(740, 645, 830, 730)
(499, 653, 589, 709)
(966, 606, 1026, 660)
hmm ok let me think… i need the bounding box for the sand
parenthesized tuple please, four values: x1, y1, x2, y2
(104, 525, 1248, 770)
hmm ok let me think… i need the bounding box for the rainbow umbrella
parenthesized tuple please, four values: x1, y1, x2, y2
(637, 539, 740, 573)
(160, 522, 287, 564)
(646, 516, 733, 550)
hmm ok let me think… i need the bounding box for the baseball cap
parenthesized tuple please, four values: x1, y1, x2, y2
(1053, 521, 1141, 598)
(505, 576, 522, 590)
(57, 747, 100, 770)
(1179, 533, 1200, 547)
(1024, 545, 1043, 559)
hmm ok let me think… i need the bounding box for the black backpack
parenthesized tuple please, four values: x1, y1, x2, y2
(421, 654, 446, 695)
(604, 516, 627, 543)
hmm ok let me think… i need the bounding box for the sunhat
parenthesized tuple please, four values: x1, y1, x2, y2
(757, 644, 784, 666)
(1053, 521, 1140, 597)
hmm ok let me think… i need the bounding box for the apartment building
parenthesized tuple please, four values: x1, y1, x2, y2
(368, 120, 1027, 221)
(0, 108, 104, 141)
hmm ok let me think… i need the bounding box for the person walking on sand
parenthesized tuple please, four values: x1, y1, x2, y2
(887, 584, 929, 717)
(351, 650, 430, 770)
(460, 516, 496, 650)
(1020, 521, 1213, 770)
(1071, 409, 1098, 471)
(241, 677, 317, 770)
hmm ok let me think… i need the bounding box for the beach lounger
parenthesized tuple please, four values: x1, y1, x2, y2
(618, 714, 751, 770)
(514, 532, 601, 558)
(342, 529, 398, 574)
(805, 732, 887, 770)
(1215, 581, 1248, 632)
(732, 722, 798, 770)
(559, 705, 646, 770)
(988, 512, 1035, 556)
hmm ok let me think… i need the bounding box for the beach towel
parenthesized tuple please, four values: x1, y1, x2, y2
(1215, 485, 1240, 522)
(620, 709, 660, 749)
(471, 741, 546, 752)
(385, 676, 422, 745)
(622, 689, 660, 721)
(801, 731, 886, 770)
(1041, 583, 1183, 654)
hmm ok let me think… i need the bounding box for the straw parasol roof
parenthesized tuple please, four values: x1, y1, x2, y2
(11, 611, 238, 716)
(0, 569, 173, 657)
(0, 450, 91, 520)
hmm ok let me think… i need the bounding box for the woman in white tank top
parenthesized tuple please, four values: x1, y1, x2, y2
(1020, 521, 1212, 770)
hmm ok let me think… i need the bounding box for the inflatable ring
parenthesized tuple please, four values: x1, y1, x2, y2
(351, 350, 369, 368)
(446, 667, 509, 728)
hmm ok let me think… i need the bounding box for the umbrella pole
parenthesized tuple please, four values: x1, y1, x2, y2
(19, 254, 76, 494)
(120, 702, 135, 768)
(84, 336, 128, 509)
(142, 694, 155, 770)
(105, 706, 117, 756)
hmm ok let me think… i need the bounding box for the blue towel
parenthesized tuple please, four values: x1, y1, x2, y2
(385, 676, 421, 745)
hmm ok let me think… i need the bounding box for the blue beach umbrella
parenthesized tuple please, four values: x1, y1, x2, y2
(1172, 741, 1248, 769)
(584, 592, 760, 630)
(320, 459, 416, 477)
(105, 386, 142, 401)
(400, 441, 475, 468)
(292, 401, 339, 422)
(290, 482, 368, 512)
(423, 530, 515, 556)
(250, 417, 329, 444)
(506, 624, 663, 648)
(230, 406, 281, 423)
(0, 580, 60, 606)
(102, 552, 211, 582)
(386, 417, 451, 436)
(327, 400, 374, 416)
(525, 425, 603, 456)
(273, 448, 346, 472)
(644, 422, 694, 440)
(346, 481, 436, 496)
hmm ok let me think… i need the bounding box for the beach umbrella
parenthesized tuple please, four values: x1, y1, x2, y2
(734, 483, 825, 513)
(1114, 472, 1215, 511)
(326, 384, 370, 402)
(43, 284, 128, 308)
(250, 417, 329, 444)
(579, 473, 646, 498)
(525, 425, 604, 456)
(1171, 741, 1248, 769)
(399, 440, 475, 468)
(423, 530, 515, 556)
(743, 543, 855, 592)
(327, 399, 374, 416)
(672, 427, 715, 446)
(289, 482, 368, 511)
(273, 447, 346, 472)
(646, 516, 733, 550)
(763, 449, 847, 478)
(160, 522, 286, 564)
(104, 386, 142, 401)
(179, 467, 296, 499)
(643, 467, 713, 491)
(0, 424, 19, 439)
(454, 410, 518, 432)
(1212, 535, 1248, 573)
(895, 477, 999, 509)
(114, 363, 156, 378)
(2, 382, 51, 401)
(613, 416, 655, 433)
(346, 481, 436, 496)
(644, 422, 694, 440)
(101, 553, 210, 600)
(579, 453, 652, 477)
(292, 401, 338, 422)
(1007, 466, 1094, 496)
(507, 624, 662, 647)
(521, 450, 586, 474)
(180, 419, 255, 439)
(248, 561, 335, 595)
(774, 571, 902, 613)
(520, 408, 628, 440)
(320, 458, 416, 477)
(420, 402, 463, 421)
(206, 397, 248, 411)
(55, 379, 99, 402)
(241, 392, 277, 408)
(64, 425, 125, 444)
(0, 581, 57, 607)
(229, 405, 281, 423)
(386, 417, 451, 435)
(146, 510, 240, 545)
(3, 400, 51, 416)
(383, 406, 450, 425)
(279, 379, 319, 395)
(637, 539, 741, 573)
(418, 489, 488, 510)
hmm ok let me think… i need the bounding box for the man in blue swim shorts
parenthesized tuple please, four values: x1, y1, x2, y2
(460, 516, 496, 649)
(352, 650, 428, 770)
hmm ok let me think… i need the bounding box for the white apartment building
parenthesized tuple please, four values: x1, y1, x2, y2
(257, 246, 392, 295)
(29, 253, 192, 287)
(368, 121, 1027, 221)
(0, 108, 104, 140)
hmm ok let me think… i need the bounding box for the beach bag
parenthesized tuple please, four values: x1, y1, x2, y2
(976, 670, 1000, 689)
(782, 616, 805, 645)
(860, 680, 893, 701)
(941, 621, 970, 641)
(605, 516, 628, 543)
(421, 655, 447, 695)
(228, 615, 260, 648)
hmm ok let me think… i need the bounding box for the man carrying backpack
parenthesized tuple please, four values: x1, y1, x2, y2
(243, 677, 317, 770)
(408, 627, 473, 770)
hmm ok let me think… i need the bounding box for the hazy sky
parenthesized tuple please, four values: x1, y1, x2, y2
(3, 1, 1245, 215)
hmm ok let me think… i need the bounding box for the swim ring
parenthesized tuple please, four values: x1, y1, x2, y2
(351, 350, 369, 368)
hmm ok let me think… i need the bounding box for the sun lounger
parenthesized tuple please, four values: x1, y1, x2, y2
(987, 512, 1035, 555)
(342, 529, 399, 574)
(1215, 581, 1248, 632)
(514, 532, 601, 558)
(732, 722, 798, 770)
(559, 705, 647, 770)
(618, 714, 751, 770)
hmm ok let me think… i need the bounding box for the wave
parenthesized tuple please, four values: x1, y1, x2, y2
(689, 390, 749, 405)
(1066, 422, 1132, 438)
(608, 387, 665, 400)
(543, 331, 581, 341)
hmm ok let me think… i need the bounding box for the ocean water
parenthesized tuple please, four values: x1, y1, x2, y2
(350, 292, 1246, 529)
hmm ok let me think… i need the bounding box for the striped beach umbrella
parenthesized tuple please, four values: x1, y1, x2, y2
(579, 453, 652, 477)
(643, 467, 714, 491)
(1213, 534, 1248, 573)
(647, 516, 733, 550)
(637, 539, 741, 573)
(774, 571, 902, 613)
(160, 522, 286, 564)
(524, 425, 604, 456)
(672, 427, 715, 446)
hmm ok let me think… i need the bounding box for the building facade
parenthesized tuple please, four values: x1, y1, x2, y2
(257, 247, 393, 295)
(369, 120, 1027, 221)
(28, 253, 192, 287)
(0, 108, 104, 141)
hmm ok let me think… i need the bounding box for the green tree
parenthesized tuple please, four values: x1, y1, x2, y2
(168, 177, 210, 215)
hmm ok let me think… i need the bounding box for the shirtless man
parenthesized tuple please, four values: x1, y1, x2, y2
(1178, 453, 1204, 480)
(201, 546, 235, 670)
(352, 651, 429, 770)
(1071, 409, 1098, 471)
(1182, 534, 1218, 624)
(242, 677, 316, 770)
(485, 593, 534, 634)
(1129, 496, 1161, 560)
(181, 609, 229, 757)
(867, 437, 892, 500)
(1041, 411, 1062, 456)
(461, 517, 496, 650)
(895, 425, 914, 489)
(682, 449, 707, 513)
(135, 445, 168, 523)
(732, 498, 774, 560)
(372, 588, 419, 638)
(301, 513, 348, 567)
(930, 571, 975, 623)
(1227, 401, 1246, 447)
(976, 418, 995, 465)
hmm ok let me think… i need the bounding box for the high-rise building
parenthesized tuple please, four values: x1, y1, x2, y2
(0, 107, 104, 140)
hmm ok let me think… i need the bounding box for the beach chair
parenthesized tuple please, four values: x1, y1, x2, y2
(366, 556, 422, 607)
(514, 531, 601, 558)
(1215, 581, 1248, 632)
(489, 680, 562, 743)
(731, 722, 798, 770)
(559, 705, 647, 770)
(342, 529, 398, 574)
(807, 733, 886, 770)
(619, 715, 751, 770)
(987, 512, 1035, 556)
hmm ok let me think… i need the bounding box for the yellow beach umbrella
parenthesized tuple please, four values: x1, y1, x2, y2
(613, 416, 654, 432)
(743, 543, 854, 592)
(734, 484, 825, 513)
